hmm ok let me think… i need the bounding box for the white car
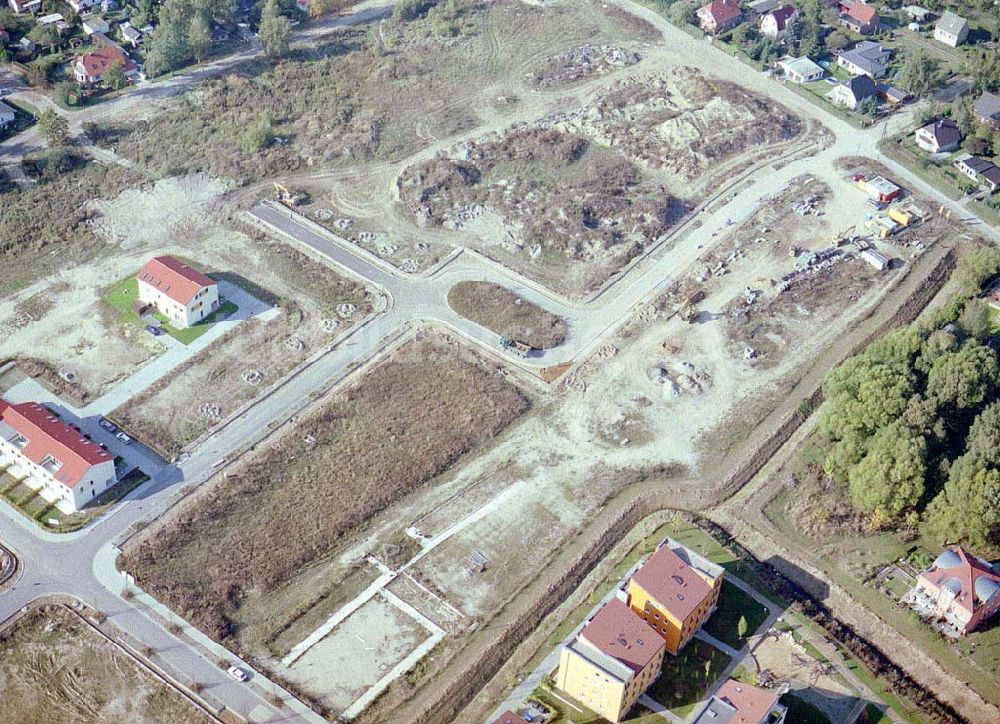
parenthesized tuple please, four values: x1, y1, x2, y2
(227, 666, 250, 682)
(116, 431, 132, 445)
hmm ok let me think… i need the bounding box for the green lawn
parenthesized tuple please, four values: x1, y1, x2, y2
(646, 639, 732, 717)
(779, 692, 832, 724)
(103, 276, 238, 345)
(0, 99, 37, 142)
(702, 580, 771, 649)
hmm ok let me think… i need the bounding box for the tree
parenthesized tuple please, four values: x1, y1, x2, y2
(737, 615, 748, 639)
(897, 51, 943, 96)
(52, 80, 77, 107)
(104, 63, 128, 91)
(966, 48, 1000, 94)
(858, 96, 879, 118)
(188, 14, 212, 63)
(27, 23, 58, 52)
(847, 422, 927, 517)
(923, 460, 1000, 546)
(37, 109, 69, 147)
(670, 1, 694, 27)
(957, 299, 992, 340)
(821, 355, 916, 441)
(146, 17, 191, 76)
(954, 246, 1000, 295)
(241, 113, 274, 154)
(951, 97, 976, 136)
(926, 341, 1000, 412)
(259, 0, 291, 59)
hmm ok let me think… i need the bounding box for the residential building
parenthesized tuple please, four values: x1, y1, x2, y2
(101, 0, 117, 10)
(0, 100, 15, 128)
(74, 45, 137, 85)
(934, 11, 968, 47)
(761, 5, 796, 37)
(0, 399, 116, 513)
(66, 0, 96, 11)
(490, 711, 530, 724)
(692, 680, 788, 724)
(136, 255, 220, 329)
(903, 5, 930, 22)
(82, 16, 110, 35)
(933, 79, 970, 104)
(625, 538, 724, 654)
(914, 118, 962, 153)
(120, 22, 142, 47)
(839, 1, 879, 34)
(877, 83, 909, 105)
(696, 0, 742, 34)
(556, 598, 666, 723)
(837, 41, 891, 78)
(974, 92, 1000, 131)
(8, 0, 40, 13)
(747, 0, 780, 14)
(777, 56, 825, 84)
(909, 547, 1000, 635)
(826, 75, 877, 110)
(954, 155, 1000, 194)
(857, 175, 901, 202)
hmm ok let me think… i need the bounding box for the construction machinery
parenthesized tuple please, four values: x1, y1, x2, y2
(678, 289, 706, 323)
(274, 182, 308, 207)
(500, 336, 533, 358)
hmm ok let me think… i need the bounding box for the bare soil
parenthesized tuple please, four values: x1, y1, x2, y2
(447, 281, 568, 349)
(121, 333, 529, 643)
(0, 606, 205, 724)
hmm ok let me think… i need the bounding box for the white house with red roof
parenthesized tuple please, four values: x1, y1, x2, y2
(761, 5, 797, 37)
(692, 679, 788, 723)
(137, 256, 220, 329)
(73, 44, 137, 86)
(697, 0, 742, 34)
(907, 547, 1000, 636)
(0, 399, 116, 512)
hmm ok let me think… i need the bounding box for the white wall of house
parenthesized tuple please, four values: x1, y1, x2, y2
(0, 439, 115, 512)
(934, 26, 967, 48)
(138, 279, 219, 329)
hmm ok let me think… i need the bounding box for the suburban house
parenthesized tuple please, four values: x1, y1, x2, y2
(490, 711, 530, 724)
(934, 11, 968, 47)
(136, 255, 220, 329)
(625, 537, 724, 654)
(974, 92, 1000, 131)
(73, 45, 137, 85)
(7, 0, 40, 13)
(777, 56, 825, 83)
(914, 118, 962, 153)
(66, 0, 97, 11)
(857, 175, 902, 202)
(837, 41, 891, 78)
(826, 75, 878, 110)
(760, 5, 796, 37)
(838, 0, 879, 34)
(696, 0, 742, 34)
(903, 5, 931, 22)
(747, 0, 780, 14)
(555, 598, 666, 723)
(954, 155, 1000, 194)
(0, 100, 15, 128)
(82, 16, 110, 35)
(120, 22, 142, 47)
(0, 399, 116, 513)
(877, 83, 910, 105)
(907, 547, 1000, 635)
(692, 680, 789, 724)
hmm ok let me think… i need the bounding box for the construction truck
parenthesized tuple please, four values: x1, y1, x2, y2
(274, 182, 308, 207)
(679, 290, 707, 323)
(499, 336, 533, 358)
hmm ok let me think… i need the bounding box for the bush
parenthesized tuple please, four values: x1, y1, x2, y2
(394, 0, 436, 21)
(241, 114, 275, 155)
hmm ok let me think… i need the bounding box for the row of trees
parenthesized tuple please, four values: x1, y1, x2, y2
(819, 248, 1000, 547)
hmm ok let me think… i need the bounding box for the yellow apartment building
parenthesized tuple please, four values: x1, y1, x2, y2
(555, 598, 666, 722)
(626, 538, 724, 654)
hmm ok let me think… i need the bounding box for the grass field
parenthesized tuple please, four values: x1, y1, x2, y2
(702, 580, 771, 650)
(121, 334, 529, 643)
(447, 281, 568, 349)
(0, 606, 205, 724)
(646, 639, 732, 717)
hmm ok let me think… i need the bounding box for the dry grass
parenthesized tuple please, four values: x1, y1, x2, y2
(121, 334, 529, 642)
(0, 606, 205, 724)
(447, 281, 568, 349)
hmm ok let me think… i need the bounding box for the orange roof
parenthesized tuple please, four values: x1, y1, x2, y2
(921, 547, 1000, 616)
(137, 256, 215, 306)
(848, 2, 878, 23)
(579, 598, 665, 673)
(491, 711, 530, 724)
(716, 679, 782, 723)
(77, 45, 136, 79)
(701, 0, 741, 24)
(0, 399, 113, 488)
(631, 544, 714, 621)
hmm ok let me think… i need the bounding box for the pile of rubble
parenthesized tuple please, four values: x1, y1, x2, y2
(443, 203, 485, 230)
(531, 45, 641, 88)
(647, 360, 712, 399)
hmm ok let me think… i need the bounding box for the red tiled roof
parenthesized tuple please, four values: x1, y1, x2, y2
(77, 45, 136, 79)
(770, 5, 796, 30)
(0, 399, 112, 488)
(921, 546, 1000, 615)
(632, 544, 714, 621)
(701, 0, 741, 24)
(716, 679, 782, 723)
(137, 256, 215, 306)
(848, 2, 878, 23)
(491, 711, 530, 724)
(580, 598, 665, 673)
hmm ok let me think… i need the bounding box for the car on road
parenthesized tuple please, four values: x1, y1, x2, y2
(116, 431, 133, 445)
(145, 324, 164, 336)
(99, 418, 117, 433)
(227, 666, 250, 682)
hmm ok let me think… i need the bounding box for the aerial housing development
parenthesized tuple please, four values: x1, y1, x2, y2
(1, 0, 1000, 723)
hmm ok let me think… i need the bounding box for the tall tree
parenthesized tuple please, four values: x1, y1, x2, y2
(897, 51, 943, 96)
(37, 109, 70, 147)
(259, 0, 291, 59)
(847, 422, 927, 517)
(188, 14, 212, 63)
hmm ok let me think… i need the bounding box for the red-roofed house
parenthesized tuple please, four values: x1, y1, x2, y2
(692, 679, 788, 724)
(490, 711, 530, 724)
(839, 1, 879, 34)
(761, 5, 797, 37)
(907, 547, 1000, 636)
(73, 44, 137, 86)
(556, 598, 666, 722)
(0, 399, 116, 512)
(626, 538, 724, 653)
(697, 0, 742, 34)
(137, 256, 220, 329)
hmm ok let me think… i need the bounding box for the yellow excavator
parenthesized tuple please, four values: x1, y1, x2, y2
(274, 182, 308, 207)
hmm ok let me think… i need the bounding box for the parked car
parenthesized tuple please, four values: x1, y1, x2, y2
(116, 431, 132, 445)
(227, 666, 250, 682)
(145, 324, 164, 336)
(99, 418, 117, 433)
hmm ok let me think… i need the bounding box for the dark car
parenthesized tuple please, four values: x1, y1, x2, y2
(98, 418, 117, 433)
(145, 324, 164, 336)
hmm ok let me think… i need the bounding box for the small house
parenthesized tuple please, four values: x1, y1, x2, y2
(974, 92, 1000, 131)
(0, 100, 16, 128)
(777, 56, 825, 83)
(696, 0, 742, 34)
(761, 5, 796, 37)
(934, 11, 968, 48)
(877, 83, 910, 105)
(907, 547, 1000, 636)
(65, 0, 96, 11)
(692, 680, 788, 724)
(747, 0, 780, 14)
(74, 44, 137, 85)
(120, 22, 142, 48)
(903, 5, 931, 22)
(7, 0, 41, 13)
(837, 41, 891, 78)
(839, 1, 879, 34)
(136, 256, 221, 329)
(954, 155, 1000, 194)
(826, 75, 877, 110)
(914, 118, 962, 153)
(82, 16, 110, 35)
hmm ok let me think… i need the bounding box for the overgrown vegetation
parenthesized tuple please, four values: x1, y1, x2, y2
(447, 281, 569, 349)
